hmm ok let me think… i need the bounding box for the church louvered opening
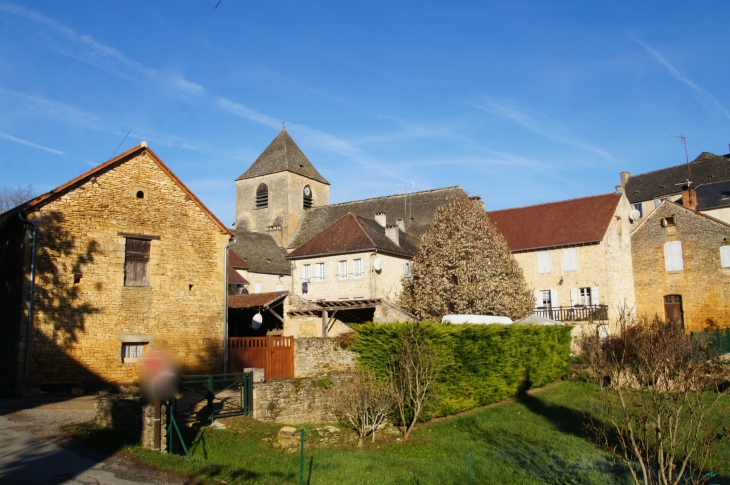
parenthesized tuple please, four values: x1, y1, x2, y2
(303, 185, 313, 209)
(255, 183, 268, 209)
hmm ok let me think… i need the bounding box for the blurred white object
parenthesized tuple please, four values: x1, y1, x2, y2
(441, 315, 513, 324)
(513, 314, 565, 326)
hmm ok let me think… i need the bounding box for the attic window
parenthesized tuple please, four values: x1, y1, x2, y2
(661, 217, 676, 227)
(256, 184, 268, 209)
(136, 191, 144, 199)
(303, 185, 313, 209)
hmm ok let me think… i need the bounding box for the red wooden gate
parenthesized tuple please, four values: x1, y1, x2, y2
(228, 336, 294, 380)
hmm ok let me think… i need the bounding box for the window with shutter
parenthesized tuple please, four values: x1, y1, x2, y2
(338, 260, 348, 280)
(570, 288, 580, 307)
(579, 287, 591, 306)
(562, 248, 578, 271)
(664, 241, 684, 271)
(590, 286, 600, 306)
(537, 251, 551, 274)
(124, 238, 150, 287)
(720, 246, 730, 268)
(353, 259, 363, 279)
(550, 289, 559, 307)
(303, 185, 313, 209)
(255, 183, 268, 209)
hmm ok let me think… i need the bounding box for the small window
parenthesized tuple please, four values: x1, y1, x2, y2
(579, 288, 592, 306)
(315, 263, 326, 282)
(136, 190, 145, 199)
(302, 264, 312, 282)
(124, 238, 150, 287)
(338, 260, 348, 280)
(540, 290, 552, 308)
(562, 248, 578, 272)
(661, 217, 676, 227)
(253, 283, 262, 294)
(122, 342, 146, 362)
(255, 184, 268, 209)
(353, 259, 364, 279)
(404, 261, 412, 279)
(537, 251, 551, 274)
(663, 241, 684, 272)
(632, 203, 643, 218)
(720, 246, 730, 268)
(303, 185, 313, 209)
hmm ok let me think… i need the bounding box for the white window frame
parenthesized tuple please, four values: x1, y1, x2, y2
(353, 259, 364, 279)
(302, 264, 312, 282)
(540, 290, 552, 308)
(315, 262, 326, 282)
(721, 246, 730, 268)
(579, 287, 591, 306)
(537, 251, 551, 274)
(404, 261, 412, 279)
(664, 241, 684, 272)
(122, 342, 147, 363)
(338, 260, 348, 280)
(562, 248, 578, 272)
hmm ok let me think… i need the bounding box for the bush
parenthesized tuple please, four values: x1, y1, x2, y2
(350, 321, 571, 419)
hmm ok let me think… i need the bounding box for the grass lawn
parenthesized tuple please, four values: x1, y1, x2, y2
(67, 381, 730, 484)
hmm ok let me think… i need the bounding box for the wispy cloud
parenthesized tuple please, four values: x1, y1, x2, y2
(217, 97, 281, 129)
(472, 99, 613, 160)
(0, 87, 101, 129)
(0, 131, 63, 154)
(630, 34, 730, 119)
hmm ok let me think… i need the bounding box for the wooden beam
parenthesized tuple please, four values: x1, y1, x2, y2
(327, 309, 339, 332)
(266, 307, 285, 325)
(322, 310, 328, 338)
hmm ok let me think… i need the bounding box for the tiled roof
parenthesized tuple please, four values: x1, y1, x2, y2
(236, 129, 329, 185)
(0, 144, 233, 236)
(625, 152, 730, 204)
(287, 212, 418, 259)
(230, 230, 291, 275)
(228, 291, 288, 309)
(288, 186, 467, 248)
(487, 193, 621, 252)
(229, 250, 250, 269)
(690, 181, 730, 211)
(228, 266, 250, 285)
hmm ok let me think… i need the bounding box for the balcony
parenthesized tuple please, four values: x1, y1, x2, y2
(533, 305, 608, 323)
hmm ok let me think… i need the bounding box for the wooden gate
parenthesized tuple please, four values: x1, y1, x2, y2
(228, 336, 294, 380)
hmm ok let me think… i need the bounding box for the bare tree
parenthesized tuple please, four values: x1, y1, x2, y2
(0, 184, 36, 213)
(581, 309, 729, 485)
(399, 196, 533, 321)
(331, 370, 394, 447)
(390, 323, 444, 440)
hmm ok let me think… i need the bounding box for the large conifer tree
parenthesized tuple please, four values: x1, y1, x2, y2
(399, 197, 534, 321)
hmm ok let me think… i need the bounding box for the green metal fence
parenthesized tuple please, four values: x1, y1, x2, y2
(690, 328, 730, 358)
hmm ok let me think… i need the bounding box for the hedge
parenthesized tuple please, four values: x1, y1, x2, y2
(350, 322, 572, 419)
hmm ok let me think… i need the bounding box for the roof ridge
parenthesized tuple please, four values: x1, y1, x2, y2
(317, 186, 464, 209)
(351, 213, 379, 247)
(628, 152, 726, 179)
(487, 192, 619, 214)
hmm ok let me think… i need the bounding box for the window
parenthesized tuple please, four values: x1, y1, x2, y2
(315, 263, 326, 282)
(404, 261, 412, 279)
(664, 241, 684, 271)
(338, 260, 348, 280)
(579, 288, 591, 306)
(562, 248, 578, 272)
(535, 290, 553, 308)
(353, 259, 363, 279)
(302, 264, 312, 282)
(124, 238, 150, 287)
(275, 284, 284, 291)
(303, 185, 313, 209)
(632, 203, 643, 218)
(253, 283, 262, 294)
(255, 183, 268, 209)
(721, 246, 730, 268)
(654, 199, 661, 208)
(122, 342, 146, 362)
(536, 251, 551, 274)
(661, 217, 676, 227)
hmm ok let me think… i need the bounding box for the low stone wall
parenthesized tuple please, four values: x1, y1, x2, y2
(294, 338, 356, 378)
(253, 374, 351, 424)
(95, 395, 167, 450)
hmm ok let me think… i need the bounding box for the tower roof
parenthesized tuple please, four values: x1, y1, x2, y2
(236, 129, 330, 184)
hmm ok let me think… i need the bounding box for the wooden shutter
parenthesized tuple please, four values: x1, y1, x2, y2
(664, 241, 683, 271)
(124, 238, 150, 287)
(534, 290, 541, 307)
(721, 246, 730, 268)
(590, 286, 600, 306)
(550, 289, 559, 308)
(537, 252, 550, 274)
(570, 288, 579, 307)
(562, 248, 577, 271)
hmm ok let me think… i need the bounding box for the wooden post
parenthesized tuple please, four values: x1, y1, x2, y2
(322, 310, 328, 338)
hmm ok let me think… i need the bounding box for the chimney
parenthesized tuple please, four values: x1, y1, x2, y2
(469, 195, 485, 211)
(682, 188, 698, 209)
(385, 225, 400, 246)
(615, 185, 624, 195)
(375, 212, 386, 227)
(396, 218, 405, 231)
(620, 171, 630, 186)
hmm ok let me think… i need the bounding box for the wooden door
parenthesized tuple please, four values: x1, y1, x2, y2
(228, 336, 294, 380)
(664, 295, 684, 326)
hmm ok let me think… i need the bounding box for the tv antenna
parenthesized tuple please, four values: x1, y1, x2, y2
(671, 134, 692, 188)
(395, 182, 415, 227)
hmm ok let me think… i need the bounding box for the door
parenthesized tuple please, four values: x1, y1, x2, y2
(664, 295, 684, 326)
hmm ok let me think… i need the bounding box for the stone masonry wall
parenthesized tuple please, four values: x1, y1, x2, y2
(253, 374, 350, 424)
(631, 202, 730, 332)
(19, 151, 231, 387)
(95, 394, 167, 450)
(294, 338, 356, 378)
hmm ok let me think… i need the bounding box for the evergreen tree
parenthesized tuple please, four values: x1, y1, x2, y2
(399, 196, 534, 321)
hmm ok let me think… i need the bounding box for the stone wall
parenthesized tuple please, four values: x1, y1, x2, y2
(253, 374, 350, 424)
(294, 338, 356, 378)
(631, 201, 730, 331)
(95, 394, 167, 450)
(15, 150, 231, 387)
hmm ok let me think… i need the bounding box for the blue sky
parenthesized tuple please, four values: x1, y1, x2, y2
(1, 1, 729, 225)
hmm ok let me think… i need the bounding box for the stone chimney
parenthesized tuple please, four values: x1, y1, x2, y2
(396, 218, 405, 231)
(375, 212, 386, 227)
(615, 185, 624, 195)
(385, 225, 399, 245)
(470, 195, 485, 210)
(620, 171, 631, 186)
(682, 189, 698, 209)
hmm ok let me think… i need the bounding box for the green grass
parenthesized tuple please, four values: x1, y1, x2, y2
(69, 381, 635, 484)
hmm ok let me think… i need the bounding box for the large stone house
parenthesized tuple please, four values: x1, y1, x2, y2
(630, 193, 730, 331)
(0, 143, 233, 389)
(487, 190, 636, 329)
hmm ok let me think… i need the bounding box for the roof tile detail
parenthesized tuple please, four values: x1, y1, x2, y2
(230, 230, 291, 275)
(228, 291, 288, 309)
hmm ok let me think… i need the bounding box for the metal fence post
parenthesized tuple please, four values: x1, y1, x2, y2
(300, 429, 305, 485)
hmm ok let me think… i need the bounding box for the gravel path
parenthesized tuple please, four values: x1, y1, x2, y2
(0, 396, 192, 485)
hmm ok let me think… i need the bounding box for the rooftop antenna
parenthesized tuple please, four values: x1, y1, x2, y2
(395, 182, 415, 227)
(671, 134, 692, 188)
(109, 128, 133, 160)
(282, 121, 286, 130)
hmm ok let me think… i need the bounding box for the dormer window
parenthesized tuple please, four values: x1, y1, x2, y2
(303, 185, 313, 209)
(256, 184, 268, 209)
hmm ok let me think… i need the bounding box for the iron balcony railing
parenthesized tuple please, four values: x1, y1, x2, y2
(533, 305, 608, 323)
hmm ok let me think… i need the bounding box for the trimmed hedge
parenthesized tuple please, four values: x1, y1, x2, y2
(350, 322, 572, 419)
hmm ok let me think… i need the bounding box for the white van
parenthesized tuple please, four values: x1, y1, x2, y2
(441, 315, 513, 325)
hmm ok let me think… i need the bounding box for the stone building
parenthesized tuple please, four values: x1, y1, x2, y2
(0, 143, 233, 389)
(487, 191, 636, 328)
(630, 193, 730, 331)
